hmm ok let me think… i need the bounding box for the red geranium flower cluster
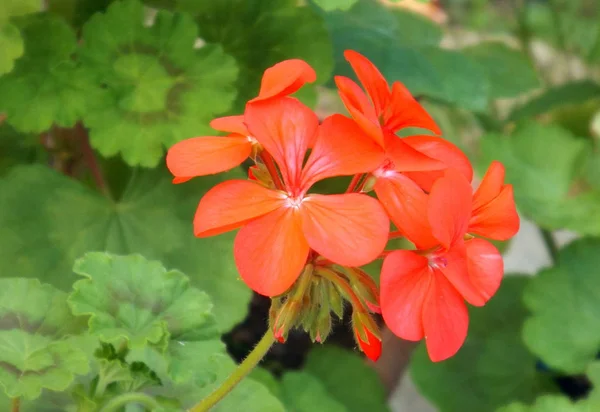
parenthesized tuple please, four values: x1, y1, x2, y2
(166, 51, 520, 362)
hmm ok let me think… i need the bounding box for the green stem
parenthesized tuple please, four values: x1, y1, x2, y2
(98, 392, 159, 412)
(11, 398, 19, 412)
(540, 228, 559, 264)
(188, 331, 275, 412)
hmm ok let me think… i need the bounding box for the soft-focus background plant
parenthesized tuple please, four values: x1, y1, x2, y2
(0, 0, 599, 411)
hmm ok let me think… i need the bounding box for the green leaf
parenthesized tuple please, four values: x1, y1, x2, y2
(69, 252, 219, 348)
(0, 122, 44, 176)
(523, 238, 600, 373)
(80, 0, 238, 167)
(281, 371, 347, 412)
(304, 346, 389, 412)
(0, 23, 23, 75)
(191, 0, 333, 109)
(410, 277, 555, 412)
(322, 0, 488, 111)
(0, 15, 94, 132)
(479, 122, 600, 234)
(0, 0, 41, 23)
(0, 278, 89, 400)
(508, 81, 600, 122)
(463, 42, 541, 98)
(0, 165, 251, 331)
(312, 0, 357, 11)
(248, 368, 284, 401)
(498, 396, 581, 412)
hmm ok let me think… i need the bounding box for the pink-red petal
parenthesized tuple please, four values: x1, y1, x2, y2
(335, 75, 385, 147)
(383, 81, 442, 135)
(374, 173, 438, 249)
(299, 194, 389, 267)
(245, 97, 318, 190)
(428, 169, 473, 249)
(194, 180, 286, 237)
(422, 271, 469, 362)
(437, 244, 488, 307)
(344, 50, 390, 116)
(469, 185, 520, 241)
(166, 136, 251, 183)
(384, 132, 446, 172)
(355, 326, 382, 361)
(251, 59, 317, 103)
(301, 114, 385, 189)
(380, 250, 431, 341)
(402, 135, 473, 191)
(472, 160, 505, 211)
(209, 115, 248, 136)
(234, 207, 309, 296)
(465, 238, 503, 304)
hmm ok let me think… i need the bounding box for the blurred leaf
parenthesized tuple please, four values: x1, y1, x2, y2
(281, 371, 347, 412)
(80, 0, 238, 167)
(0, 0, 41, 75)
(479, 122, 600, 235)
(410, 277, 555, 412)
(47, 0, 114, 29)
(0, 15, 94, 132)
(304, 346, 389, 412)
(497, 396, 581, 412)
(0, 165, 251, 331)
(312, 0, 357, 11)
(322, 0, 488, 111)
(508, 81, 600, 122)
(248, 368, 284, 401)
(0, 123, 44, 176)
(463, 42, 541, 98)
(523, 239, 600, 373)
(0, 278, 89, 400)
(187, 0, 333, 110)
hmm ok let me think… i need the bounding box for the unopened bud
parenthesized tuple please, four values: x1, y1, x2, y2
(361, 175, 377, 193)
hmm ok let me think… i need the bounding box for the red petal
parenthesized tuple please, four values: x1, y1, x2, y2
(470, 185, 520, 240)
(380, 250, 431, 341)
(166, 136, 251, 183)
(438, 244, 488, 306)
(355, 326, 382, 361)
(194, 180, 286, 237)
(465, 239, 503, 304)
(428, 169, 472, 249)
(234, 207, 309, 296)
(384, 132, 446, 172)
(374, 173, 438, 249)
(383, 81, 441, 135)
(422, 271, 469, 362)
(245, 97, 318, 190)
(344, 50, 390, 116)
(472, 161, 505, 211)
(209, 115, 248, 136)
(301, 114, 385, 189)
(299, 194, 389, 267)
(335, 76, 385, 147)
(251, 59, 317, 102)
(402, 135, 473, 191)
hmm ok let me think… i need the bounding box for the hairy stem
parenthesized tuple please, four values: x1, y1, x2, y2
(11, 398, 19, 412)
(98, 393, 160, 412)
(188, 331, 275, 412)
(76, 123, 112, 199)
(540, 228, 559, 264)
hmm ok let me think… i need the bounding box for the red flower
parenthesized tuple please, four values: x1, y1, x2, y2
(380, 164, 519, 361)
(193, 97, 390, 296)
(166, 59, 316, 183)
(354, 324, 382, 362)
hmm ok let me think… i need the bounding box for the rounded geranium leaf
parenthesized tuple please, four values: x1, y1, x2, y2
(0, 0, 41, 75)
(80, 0, 238, 167)
(0, 278, 89, 400)
(0, 165, 250, 331)
(69, 252, 218, 348)
(0, 14, 95, 132)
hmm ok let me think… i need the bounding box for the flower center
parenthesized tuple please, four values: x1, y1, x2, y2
(373, 158, 396, 179)
(286, 196, 304, 209)
(428, 254, 448, 270)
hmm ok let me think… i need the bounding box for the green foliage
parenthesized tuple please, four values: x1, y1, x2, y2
(0, 278, 89, 400)
(80, 0, 239, 167)
(463, 42, 541, 98)
(304, 346, 389, 412)
(410, 277, 555, 412)
(0, 0, 41, 75)
(0, 165, 251, 331)
(313, 0, 358, 11)
(479, 122, 600, 235)
(523, 239, 600, 373)
(280, 371, 347, 412)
